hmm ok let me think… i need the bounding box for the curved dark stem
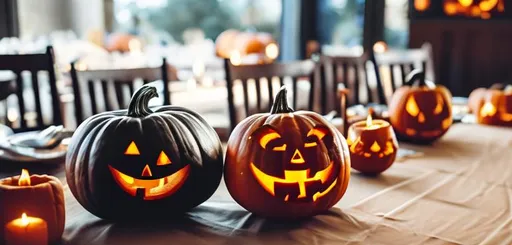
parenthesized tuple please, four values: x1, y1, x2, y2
(127, 84, 158, 117)
(270, 86, 294, 114)
(404, 69, 427, 87)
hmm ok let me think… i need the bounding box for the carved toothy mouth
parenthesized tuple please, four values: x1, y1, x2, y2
(249, 161, 337, 202)
(405, 128, 443, 138)
(108, 165, 190, 200)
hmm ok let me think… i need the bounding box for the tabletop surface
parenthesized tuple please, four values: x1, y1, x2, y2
(1, 123, 511, 245)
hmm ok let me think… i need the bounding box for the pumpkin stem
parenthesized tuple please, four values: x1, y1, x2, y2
(270, 86, 294, 114)
(127, 84, 159, 117)
(404, 69, 428, 87)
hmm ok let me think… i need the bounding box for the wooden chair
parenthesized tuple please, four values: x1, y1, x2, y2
(69, 58, 173, 124)
(374, 43, 435, 98)
(224, 59, 321, 133)
(320, 52, 385, 111)
(0, 46, 62, 132)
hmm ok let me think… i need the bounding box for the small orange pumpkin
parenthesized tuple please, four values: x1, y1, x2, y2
(468, 83, 512, 126)
(388, 70, 453, 144)
(215, 30, 276, 59)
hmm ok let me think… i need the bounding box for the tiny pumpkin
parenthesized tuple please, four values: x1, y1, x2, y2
(347, 115, 398, 174)
(468, 83, 512, 126)
(388, 70, 453, 144)
(224, 87, 350, 219)
(66, 84, 223, 220)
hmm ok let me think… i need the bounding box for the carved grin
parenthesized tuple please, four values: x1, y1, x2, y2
(108, 165, 190, 200)
(250, 161, 337, 202)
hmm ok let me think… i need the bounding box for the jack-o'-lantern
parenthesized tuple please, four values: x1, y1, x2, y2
(66, 84, 223, 220)
(468, 83, 512, 126)
(347, 114, 398, 174)
(389, 70, 453, 144)
(224, 87, 350, 218)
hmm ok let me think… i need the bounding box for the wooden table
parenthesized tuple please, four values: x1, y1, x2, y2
(1, 123, 511, 244)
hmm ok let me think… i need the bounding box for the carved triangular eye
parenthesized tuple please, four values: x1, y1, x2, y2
(156, 151, 172, 166)
(125, 141, 140, 155)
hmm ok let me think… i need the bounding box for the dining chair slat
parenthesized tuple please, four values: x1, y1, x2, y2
(14, 72, 26, 129)
(30, 71, 44, 127)
(100, 80, 113, 112)
(241, 79, 250, 117)
(69, 58, 173, 125)
(255, 79, 262, 111)
(87, 81, 98, 116)
(267, 77, 274, 110)
(224, 59, 319, 133)
(292, 76, 298, 110)
(0, 46, 61, 132)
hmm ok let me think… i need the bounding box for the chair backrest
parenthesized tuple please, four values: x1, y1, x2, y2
(224, 59, 320, 131)
(0, 46, 62, 132)
(69, 58, 171, 124)
(374, 43, 435, 97)
(320, 52, 385, 110)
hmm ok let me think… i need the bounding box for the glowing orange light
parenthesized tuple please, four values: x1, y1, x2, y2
(265, 43, 279, 60)
(20, 213, 30, 226)
(290, 149, 305, 164)
(250, 161, 335, 199)
(480, 0, 498, 12)
(18, 169, 31, 186)
(406, 96, 420, 117)
(141, 165, 153, 177)
(370, 141, 381, 153)
(259, 132, 281, 149)
(442, 118, 452, 130)
(125, 141, 140, 155)
(415, 0, 431, 11)
(307, 128, 327, 139)
(458, 0, 473, 7)
(480, 102, 497, 117)
(156, 151, 171, 166)
(434, 94, 444, 115)
(481, 12, 492, 19)
(445, 2, 458, 15)
(367, 114, 373, 127)
(373, 41, 388, 53)
(109, 165, 190, 200)
(230, 50, 242, 66)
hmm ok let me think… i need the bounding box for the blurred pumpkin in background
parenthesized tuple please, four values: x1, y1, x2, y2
(388, 70, 452, 144)
(215, 29, 278, 63)
(468, 83, 512, 126)
(105, 33, 142, 53)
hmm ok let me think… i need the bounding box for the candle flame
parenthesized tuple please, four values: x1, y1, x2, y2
(21, 213, 29, 226)
(366, 114, 373, 127)
(18, 169, 31, 186)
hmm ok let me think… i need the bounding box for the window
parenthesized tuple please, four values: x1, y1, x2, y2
(317, 0, 366, 48)
(114, 0, 282, 44)
(384, 0, 409, 49)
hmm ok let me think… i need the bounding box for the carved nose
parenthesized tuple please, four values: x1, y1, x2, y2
(418, 112, 426, 123)
(290, 149, 305, 164)
(141, 164, 153, 177)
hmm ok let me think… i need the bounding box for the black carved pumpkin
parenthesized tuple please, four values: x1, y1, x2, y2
(66, 84, 223, 220)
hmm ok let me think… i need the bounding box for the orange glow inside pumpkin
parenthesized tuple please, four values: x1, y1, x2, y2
(125, 141, 140, 155)
(480, 102, 497, 117)
(109, 165, 190, 201)
(156, 151, 172, 166)
(250, 161, 337, 202)
(18, 169, 31, 186)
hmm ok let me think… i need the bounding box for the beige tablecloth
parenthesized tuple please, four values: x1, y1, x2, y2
(44, 123, 509, 245)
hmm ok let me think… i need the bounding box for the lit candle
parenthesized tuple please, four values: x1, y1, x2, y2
(347, 113, 398, 174)
(0, 169, 65, 244)
(5, 213, 47, 245)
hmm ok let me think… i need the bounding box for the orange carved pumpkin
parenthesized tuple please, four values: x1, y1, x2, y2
(388, 70, 453, 144)
(224, 87, 350, 218)
(468, 83, 512, 126)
